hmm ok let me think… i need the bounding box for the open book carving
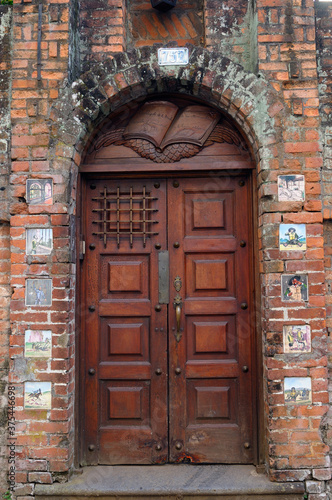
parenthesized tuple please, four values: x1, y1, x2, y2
(86, 100, 248, 163)
(123, 101, 221, 150)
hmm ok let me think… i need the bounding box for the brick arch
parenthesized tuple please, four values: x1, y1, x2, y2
(50, 45, 286, 188)
(48, 47, 286, 475)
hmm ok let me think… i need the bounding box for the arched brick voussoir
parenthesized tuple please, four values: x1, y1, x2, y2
(49, 45, 287, 169)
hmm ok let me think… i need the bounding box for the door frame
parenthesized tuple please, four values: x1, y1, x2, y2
(75, 166, 262, 467)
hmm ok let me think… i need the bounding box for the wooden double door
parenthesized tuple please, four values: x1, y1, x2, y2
(82, 173, 255, 465)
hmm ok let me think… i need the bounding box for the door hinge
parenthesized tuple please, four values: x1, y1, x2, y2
(79, 239, 85, 260)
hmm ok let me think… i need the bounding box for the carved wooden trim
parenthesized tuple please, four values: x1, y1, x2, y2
(124, 140, 200, 163)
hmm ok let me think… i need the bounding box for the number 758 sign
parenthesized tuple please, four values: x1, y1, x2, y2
(158, 48, 189, 66)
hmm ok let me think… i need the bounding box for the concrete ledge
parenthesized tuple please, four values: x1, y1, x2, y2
(35, 497, 305, 500)
(35, 465, 305, 499)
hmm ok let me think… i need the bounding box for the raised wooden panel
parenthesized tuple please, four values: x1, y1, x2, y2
(196, 386, 230, 419)
(195, 260, 227, 290)
(186, 253, 235, 298)
(100, 381, 150, 427)
(194, 321, 227, 353)
(187, 379, 238, 426)
(109, 387, 142, 419)
(186, 315, 237, 361)
(100, 317, 149, 362)
(184, 191, 234, 238)
(109, 323, 142, 355)
(100, 255, 149, 300)
(193, 199, 225, 229)
(109, 262, 142, 292)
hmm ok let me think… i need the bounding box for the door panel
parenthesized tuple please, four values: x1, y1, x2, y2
(168, 176, 254, 463)
(186, 253, 235, 296)
(84, 179, 168, 465)
(83, 174, 255, 465)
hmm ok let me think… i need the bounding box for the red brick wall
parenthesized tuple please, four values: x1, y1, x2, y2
(9, 0, 74, 495)
(256, 0, 328, 481)
(205, 0, 255, 70)
(0, 223, 10, 492)
(79, 0, 126, 72)
(316, 0, 332, 464)
(129, 0, 204, 48)
(79, 0, 253, 70)
(0, 4, 12, 492)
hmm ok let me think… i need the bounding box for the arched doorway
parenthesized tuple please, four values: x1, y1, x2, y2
(78, 98, 258, 465)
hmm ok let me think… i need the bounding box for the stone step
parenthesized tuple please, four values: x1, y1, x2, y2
(35, 465, 305, 500)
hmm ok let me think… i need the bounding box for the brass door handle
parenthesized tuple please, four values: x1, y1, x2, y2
(173, 301, 182, 342)
(173, 276, 183, 342)
(175, 304, 181, 335)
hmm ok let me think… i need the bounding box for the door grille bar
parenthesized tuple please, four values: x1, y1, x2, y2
(92, 186, 159, 248)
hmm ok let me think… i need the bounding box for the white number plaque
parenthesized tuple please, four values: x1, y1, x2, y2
(158, 48, 189, 66)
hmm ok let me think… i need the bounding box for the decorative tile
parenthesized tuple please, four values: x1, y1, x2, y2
(24, 382, 52, 410)
(283, 325, 311, 353)
(284, 377, 312, 405)
(281, 274, 308, 302)
(279, 224, 306, 251)
(25, 279, 52, 306)
(26, 228, 53, 256)
(278, 175, 305, 202)
(25, 330, 52, 357)
(26, 179, 53, 205)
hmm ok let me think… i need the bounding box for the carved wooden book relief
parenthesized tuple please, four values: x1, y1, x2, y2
(123, 101, 178, 148)
(123, 102, 220, 149)
(86, 100, 247, 163)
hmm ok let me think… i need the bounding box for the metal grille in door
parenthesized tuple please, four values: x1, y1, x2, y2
(92, 186, 159, 247)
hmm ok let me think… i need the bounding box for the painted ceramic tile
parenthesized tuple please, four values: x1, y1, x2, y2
(26, 228, 53, 256)
(25, 279, 52, 306)
(24, 382, 52, 409)
(283, 325, 311, 353)
(284, 377, 312, 405)
(279, 224, 306, 251)
(281, 274, 308, 302)
(25, 330, 52, 357)
(26, 179, 53, 205)
(278, 175, 305, 202)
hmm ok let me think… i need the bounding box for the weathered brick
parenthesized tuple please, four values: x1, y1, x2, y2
(306, 481, 325, 494)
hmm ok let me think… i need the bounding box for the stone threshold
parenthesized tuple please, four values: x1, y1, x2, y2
(35, 465, 305, 499)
